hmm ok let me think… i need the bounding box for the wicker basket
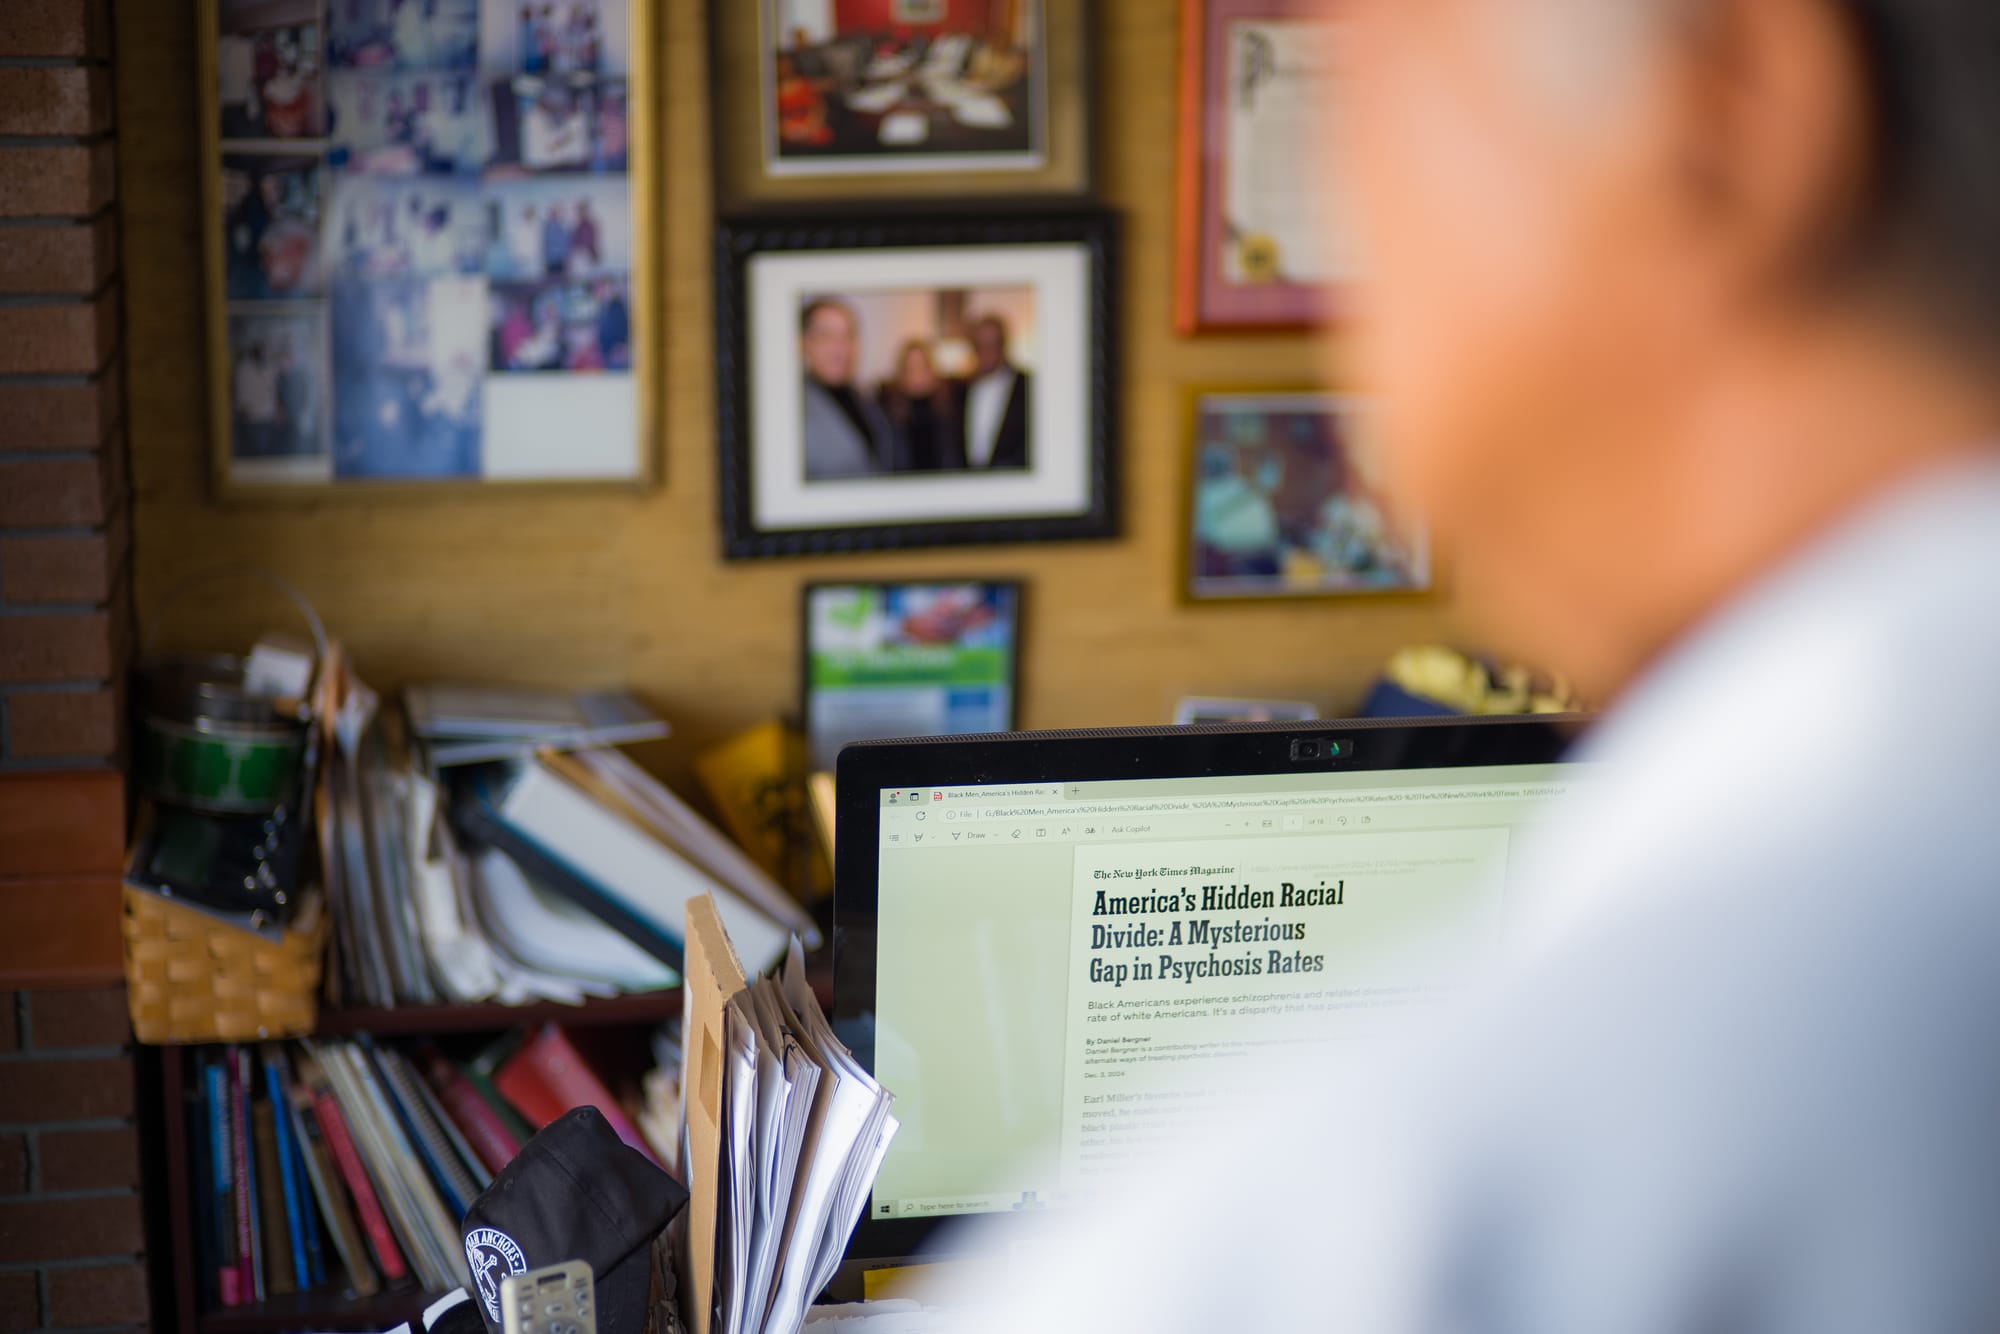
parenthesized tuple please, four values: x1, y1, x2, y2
(122, 885, 326, 1044)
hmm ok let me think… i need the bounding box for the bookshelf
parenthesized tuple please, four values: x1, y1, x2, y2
(155, 992, 684, 1334)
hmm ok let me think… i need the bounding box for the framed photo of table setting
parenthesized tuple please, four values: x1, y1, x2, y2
(716, 213, 1118, 558)
(1175, 0, 1344, 332)
(199, 0, 661, 497)
(709, 0, 1093, 211)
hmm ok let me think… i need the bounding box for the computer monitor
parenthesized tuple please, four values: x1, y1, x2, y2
(831, 716, 1587, 1264)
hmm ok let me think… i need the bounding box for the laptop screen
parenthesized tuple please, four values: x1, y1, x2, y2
(858, 757, 1582, 1227)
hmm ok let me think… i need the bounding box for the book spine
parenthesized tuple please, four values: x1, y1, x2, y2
(357, 1039, 469, 1221)
(424, 1055, 522, 1176)
(292, 1110, 327, 1289)
(461, 1060, 535, 1143)
(187, 1067, 214, 1311)
(261, 1057, 314, 1291)
(501, 1026, 661, 1167)
(490, 1038, 567, 1130)
(288, 1088, 379, 1300)
(203, 1059, 241, 1308)
(335, 1041, 459, 1290)
(230, 1051, 259, 1302)
(399, 1047, 493, 1192)
(251, 1102, 296, 1296)
(311, 1087, 410, 1283)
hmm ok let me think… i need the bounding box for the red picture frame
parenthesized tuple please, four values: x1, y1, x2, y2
(1174, 0, 1337, 333)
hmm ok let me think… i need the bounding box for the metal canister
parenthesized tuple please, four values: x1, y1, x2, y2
(136, 655, 309, 813)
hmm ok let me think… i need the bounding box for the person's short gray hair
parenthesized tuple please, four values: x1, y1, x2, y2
(1527, 0, 2000, 350)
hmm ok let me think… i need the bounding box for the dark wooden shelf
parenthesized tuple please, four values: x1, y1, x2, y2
(196, 1285, 437, 1333)
(312, 989, 681, 1036)
(156, 991, 683, 1331)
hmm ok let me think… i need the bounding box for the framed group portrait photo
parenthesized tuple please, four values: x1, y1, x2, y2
(716, 214, 1118, 558)
(1175, 0, 1344, 332)
(710, 0, 1093, 212)
(201, 0, 659, 497)
(1183, 389, 1429, 601)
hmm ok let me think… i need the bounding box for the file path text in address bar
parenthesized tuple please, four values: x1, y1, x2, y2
(963, 784, 1573, 821)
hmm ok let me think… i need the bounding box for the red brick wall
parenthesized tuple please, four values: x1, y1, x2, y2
(0, 989, 147, 1332)
(0, 0, 128, 773)
(0, 1, 147, 1326)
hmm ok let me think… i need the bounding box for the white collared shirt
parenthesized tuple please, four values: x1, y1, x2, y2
(965, 368, 1016, 468)
(945, 452, 2000, 1334)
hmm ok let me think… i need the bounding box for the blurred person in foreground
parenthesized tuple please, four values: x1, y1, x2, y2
(945, 0, 2000, 1329)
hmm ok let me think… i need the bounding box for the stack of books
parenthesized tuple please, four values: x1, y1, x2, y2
(186, 1026, 678, 1309)
(318, 675, 817, 1009)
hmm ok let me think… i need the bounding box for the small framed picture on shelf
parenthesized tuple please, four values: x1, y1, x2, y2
(201, 0, 659, 497)
(1184, 390, 1429, 601)
(717, 214, 1117, 558)
(802, 580, 1023, 771)
(1175, 0, 1343, 332)
(709, 0, 1093, 211)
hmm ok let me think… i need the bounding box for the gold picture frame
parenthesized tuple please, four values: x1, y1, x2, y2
(710, 0, 1093, 212)
(1181, 387, 1433, 603)
(199, 0, 661, 499)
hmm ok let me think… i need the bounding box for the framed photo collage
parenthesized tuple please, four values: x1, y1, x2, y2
(202, 0, 656, 494)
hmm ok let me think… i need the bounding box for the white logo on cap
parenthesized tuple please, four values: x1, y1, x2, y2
(464, 1226, 528, 1322)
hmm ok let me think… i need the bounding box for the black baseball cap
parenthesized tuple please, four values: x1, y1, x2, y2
(461, 1106, 688, 1334)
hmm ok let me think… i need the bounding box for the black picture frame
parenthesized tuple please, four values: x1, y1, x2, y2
(715, 212, 1120, 559)
(800, 578, 1026, 773)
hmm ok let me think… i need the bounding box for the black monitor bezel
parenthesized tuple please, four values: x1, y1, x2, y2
(832, 714, 1588, 1260)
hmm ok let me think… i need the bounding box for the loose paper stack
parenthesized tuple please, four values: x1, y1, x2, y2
(682, 901, 898, 1334)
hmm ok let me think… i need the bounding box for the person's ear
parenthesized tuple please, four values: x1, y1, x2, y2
(1666, 0, 1873, 300)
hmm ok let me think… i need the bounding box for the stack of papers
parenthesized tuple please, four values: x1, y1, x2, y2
(406, 684, 669, 767)
(316, 658, 808, 1009)
(801, 1301, 959, 1331)
(713, 943, 899, 1334)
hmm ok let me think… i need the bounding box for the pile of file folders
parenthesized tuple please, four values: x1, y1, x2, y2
(319, 680, 816, 1009)
(692, 926, 899, 1334)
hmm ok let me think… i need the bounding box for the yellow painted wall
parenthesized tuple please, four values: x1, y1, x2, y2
(116, 1, 1463, 790)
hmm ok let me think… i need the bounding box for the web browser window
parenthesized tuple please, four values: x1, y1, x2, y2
(867, 764, 1583, 1222)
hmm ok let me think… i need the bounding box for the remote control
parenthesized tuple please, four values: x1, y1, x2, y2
(500, 1259, 597, 1334)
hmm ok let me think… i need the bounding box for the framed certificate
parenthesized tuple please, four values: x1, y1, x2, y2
(1175, 0, 1344, 332)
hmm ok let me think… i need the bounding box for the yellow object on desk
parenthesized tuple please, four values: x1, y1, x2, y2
(695, 721, 832, 901)
(1383, 645, 1583, 716)
(858, 1263, 980, 1302)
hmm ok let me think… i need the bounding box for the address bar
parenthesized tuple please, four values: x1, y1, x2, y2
(961, 783, 1571, 821)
